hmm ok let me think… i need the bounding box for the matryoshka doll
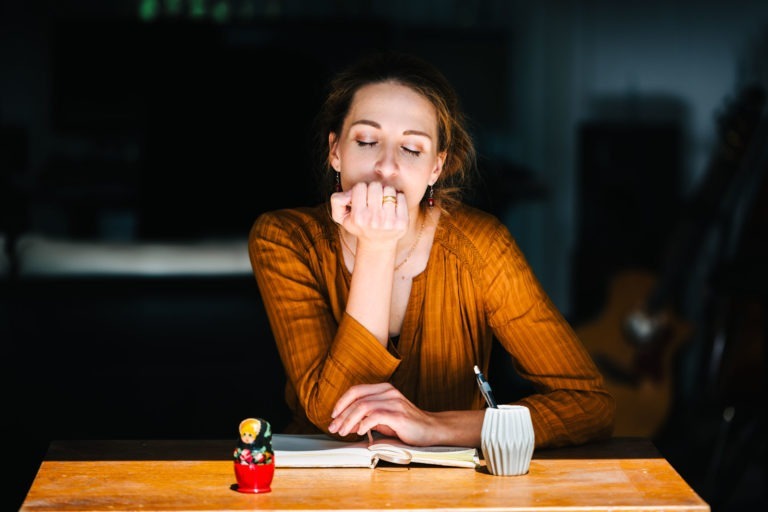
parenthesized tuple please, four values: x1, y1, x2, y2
(233, 417, 274, 493)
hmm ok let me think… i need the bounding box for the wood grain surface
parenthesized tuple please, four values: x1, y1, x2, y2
(21, 438, 709, 511)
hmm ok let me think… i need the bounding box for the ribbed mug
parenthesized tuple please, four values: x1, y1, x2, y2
(480, 405, 534, 476)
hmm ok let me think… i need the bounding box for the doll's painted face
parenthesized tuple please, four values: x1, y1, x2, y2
(239, 418, 261, 444)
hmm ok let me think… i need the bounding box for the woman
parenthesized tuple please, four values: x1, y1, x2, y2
(248, 52, 614, 449)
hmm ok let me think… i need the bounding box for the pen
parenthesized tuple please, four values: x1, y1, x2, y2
(473, 365, 498, 408)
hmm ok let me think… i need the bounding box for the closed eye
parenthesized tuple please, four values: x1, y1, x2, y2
(356, 140, 377, 148)
(402, 147, 421, 157)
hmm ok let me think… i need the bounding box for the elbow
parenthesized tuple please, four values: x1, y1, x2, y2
(592, 390, 617, 440)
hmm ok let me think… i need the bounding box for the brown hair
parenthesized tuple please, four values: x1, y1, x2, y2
(312, 51, 477, 212)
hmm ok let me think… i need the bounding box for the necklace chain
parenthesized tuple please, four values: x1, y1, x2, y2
(339, 215, 427, 271)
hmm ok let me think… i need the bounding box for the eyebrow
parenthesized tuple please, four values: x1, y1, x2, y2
(350, 120, 433, 140)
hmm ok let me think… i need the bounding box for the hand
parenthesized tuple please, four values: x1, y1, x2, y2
(330, 182, 408, 248)
(328, 383, 437, 446)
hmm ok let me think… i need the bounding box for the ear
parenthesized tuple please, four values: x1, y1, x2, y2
(430, 151, 447, 186)
(328, 132, 340, 171)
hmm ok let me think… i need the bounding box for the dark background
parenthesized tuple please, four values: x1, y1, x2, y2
(2, 1, 767, 510)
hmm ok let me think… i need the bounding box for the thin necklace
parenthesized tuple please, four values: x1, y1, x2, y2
(339, 214, 427, 271)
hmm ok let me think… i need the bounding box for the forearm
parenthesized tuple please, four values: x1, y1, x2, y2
(249, 212, 401, 433)
(299, 315, 400, 429)
(345, 242, 397, 346)
(517, 389, 615, 449)
(429, 409, 486, 448)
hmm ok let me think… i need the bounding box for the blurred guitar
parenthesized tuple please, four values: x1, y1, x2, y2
(576, 85, 766, 438)
(576, 270, 691, 437)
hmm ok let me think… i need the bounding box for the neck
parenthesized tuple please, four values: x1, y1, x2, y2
(398, 209, 426, 250)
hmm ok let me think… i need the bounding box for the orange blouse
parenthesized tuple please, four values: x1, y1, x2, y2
(248, 203, 614, 449)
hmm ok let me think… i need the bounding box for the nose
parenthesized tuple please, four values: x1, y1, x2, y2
(374, 142, 399, 179)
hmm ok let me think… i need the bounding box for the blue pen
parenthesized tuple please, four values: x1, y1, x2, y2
(473, 365, 498, 408)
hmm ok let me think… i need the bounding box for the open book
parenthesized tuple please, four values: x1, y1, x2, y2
(272, 433, 479, 468)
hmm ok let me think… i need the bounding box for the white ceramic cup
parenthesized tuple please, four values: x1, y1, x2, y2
(480, 404, 535, 476)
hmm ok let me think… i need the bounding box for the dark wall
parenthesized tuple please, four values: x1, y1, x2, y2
(3, 13, 513, 510)
(5, 275, 290, 509)
(19, 16, 510, 241)
(571, 121, 684, 324)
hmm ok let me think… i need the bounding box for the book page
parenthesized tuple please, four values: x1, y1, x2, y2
(272, 434, 375, 468)
(368, 438, 478, 468)
(271, 433, 478, 468)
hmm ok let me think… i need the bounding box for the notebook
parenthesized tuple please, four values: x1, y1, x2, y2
(271, 433, 479, 468)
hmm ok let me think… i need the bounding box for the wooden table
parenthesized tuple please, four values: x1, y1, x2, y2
(21, 437, 709, 511)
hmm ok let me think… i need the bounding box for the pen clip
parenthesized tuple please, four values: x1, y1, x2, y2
(474, 365, 498, 408)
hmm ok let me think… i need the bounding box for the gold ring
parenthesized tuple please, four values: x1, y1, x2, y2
(382, 195, 397, 205)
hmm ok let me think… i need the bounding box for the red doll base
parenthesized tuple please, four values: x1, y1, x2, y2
(233, 460, 275, 493)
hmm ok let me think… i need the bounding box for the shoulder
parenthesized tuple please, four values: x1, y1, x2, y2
(436, 204, 530, 276)
(441, 204, 507, 237)
(250, 204, 334, 243)
(438, 204, 514, 253)
(250, 204, 330, 238)
(437, 205, 545, 317)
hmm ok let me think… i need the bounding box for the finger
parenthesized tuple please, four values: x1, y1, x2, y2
(368, 181, 384, 205)
(331, 387, 403, 437)
(367, 183, 383, 227)
(382, 185, 398, 210)
(328, 384, 396, 436)
(335, 396, 395, 437)
(330, 190, 352, 224)
(356, 408, 403, 437)
(359, 403, 434, 446)
(370, 424, 398, 439)
(331, 382, 394, 418)
(349, 182, 368, 213)
(344, 183, 372, 229)
(395, 191, 408, 228)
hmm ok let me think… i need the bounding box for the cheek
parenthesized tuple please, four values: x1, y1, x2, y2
(401, 182, 428, 205)
(338, 149, 374, 178)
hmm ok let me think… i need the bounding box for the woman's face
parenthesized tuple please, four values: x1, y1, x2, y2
(329, 81, 445, 211)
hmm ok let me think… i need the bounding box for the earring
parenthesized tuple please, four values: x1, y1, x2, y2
(427, 184, 435, 208)
(334, 171, 342, 192)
